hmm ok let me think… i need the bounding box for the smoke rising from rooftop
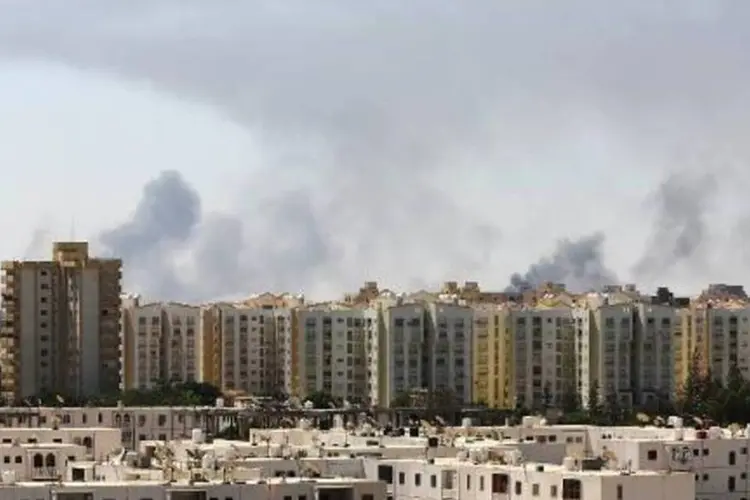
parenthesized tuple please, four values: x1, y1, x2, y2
(1, 2, 748, 299)
(505, 233, 618, 293)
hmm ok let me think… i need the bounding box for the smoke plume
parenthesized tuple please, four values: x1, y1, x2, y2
(1, 1, 748, 299)
(633, 171, 719, 279)
(506, 233, 618, 293)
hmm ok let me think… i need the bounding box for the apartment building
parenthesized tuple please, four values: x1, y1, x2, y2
(575, 294, 635, 409)
(295, 304, 376, 404)
(120, 295, 201, 390)
(0, 242, 122, 401)
(375, 293, 473, 407)
(673, 285, 750, 392)
(471, 305, 512, 408)
(512, 300, 576, 410)
(633, 302, 679, 406)
(202, 302, 292, 396)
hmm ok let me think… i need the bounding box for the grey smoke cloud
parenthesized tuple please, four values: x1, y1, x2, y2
(98, 170, 200, 298)
(1, 1, 748, 299)
(632, 171, 718, 279)
(506, 233, 618, 293)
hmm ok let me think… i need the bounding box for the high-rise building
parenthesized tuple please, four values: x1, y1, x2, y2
(202, 293, 300, 397)
(512, 301, 576, 410)
(633, 302, 679, 406)
(0, 242, 122, 401)
(295, 304, 376, 404)
(374, 293, 473, 407)
(120, 295, 202, 390)
(471, 304, 513, 408)
(575, 293, 636, 410)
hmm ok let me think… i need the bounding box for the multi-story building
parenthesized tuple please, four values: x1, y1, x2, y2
(0, 242, 122, 401)
(575, 293, 635, 409)
(120, 295, 201, 390)
(512, 298, 576, 410)
(295, 303, 376, 404)
(376, 293, 473, 407)
(674, 285, 750, 393)
(633, 302, 679, 407)
(471, 305, 512, 408)
(202, 294, 299, 397)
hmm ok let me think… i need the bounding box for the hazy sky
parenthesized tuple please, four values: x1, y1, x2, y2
(0, 1, 749, 301)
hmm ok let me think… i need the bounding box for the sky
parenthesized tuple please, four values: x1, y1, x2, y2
(0, 1, 749, 301)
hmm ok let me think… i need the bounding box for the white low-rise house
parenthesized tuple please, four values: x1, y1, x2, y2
(0, 427, 120, 462)
(0, 477, 385, 500)
(0, 406, 207, 449)
(366, 455, 693, 500)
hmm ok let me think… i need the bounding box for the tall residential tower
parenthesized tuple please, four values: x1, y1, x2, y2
(0, 242, 122, 401)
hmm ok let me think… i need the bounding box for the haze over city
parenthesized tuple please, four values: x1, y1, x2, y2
(0, 1, 749, 302)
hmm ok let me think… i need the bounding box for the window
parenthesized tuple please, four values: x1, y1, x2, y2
(515, 481, 522, 495)
(430, 475, 437, 488)
(377, 465, 393, 483)
(466, 474, 471, 490)
(361, 496, 374, 500)
(550, 485, 558, 497)
(562, 479, 582, 500)
(479, 475, 484, 491)
(398, 472, 405, 485)
(14, 456, 21, 463)
(284, 496, 292, 500)
(532, 483, 539, 496)
(3, 456, 9, 464)
(617, 484, 623, 499)
(730, 451, 737, 465)
(414, 473, 421, 486)
(730, 476, 736, 492)
(491, 473, 508, 494)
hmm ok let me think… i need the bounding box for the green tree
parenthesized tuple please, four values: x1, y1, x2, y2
(587, 380, 602, 417)
(390, 392, 412, 408)
(306, 391, 338, 409)
(560, 383, 581, 413)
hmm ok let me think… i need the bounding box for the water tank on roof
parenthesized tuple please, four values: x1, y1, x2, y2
(673, 428, 684, 441)
(708, 427, 722, 439)
(333, 415, 345, 429)
(461, 418, 472, 428)
(562, 456, 577, 471)
(667, 416, 683, 429)
(521, 416, 536, 428)
(191, 428, 205, 444)
(1, 470, 16, 484)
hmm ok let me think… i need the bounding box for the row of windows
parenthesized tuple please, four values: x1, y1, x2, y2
(381, 467, 588, 500)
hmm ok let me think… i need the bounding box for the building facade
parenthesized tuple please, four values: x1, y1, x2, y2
(0, 242, 122, 401)
(120, 296, 201, 390)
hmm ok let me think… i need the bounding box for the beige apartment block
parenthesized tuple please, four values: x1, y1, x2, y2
(0, 242, 122, 402)
(202, 293, 301, 396)
(120, 295, 202, 390)
(295, 303, 376, 404)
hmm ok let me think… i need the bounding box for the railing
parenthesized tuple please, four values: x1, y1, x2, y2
(32, 466, 59, 479)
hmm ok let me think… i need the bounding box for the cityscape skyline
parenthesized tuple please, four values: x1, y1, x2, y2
(4, 241, 750, 415)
